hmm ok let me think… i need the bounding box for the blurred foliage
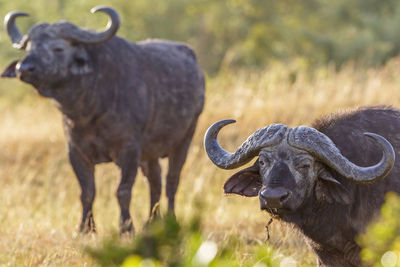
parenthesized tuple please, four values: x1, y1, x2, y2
(86, 212, 279, 267)
(2, 0, 400, 74)
(358, 192, 400, 266)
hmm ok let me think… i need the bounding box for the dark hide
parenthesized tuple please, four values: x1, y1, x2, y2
(301, 106, 400, 266)
(225, 106, 400, 266)
(3, 27, 205, 233)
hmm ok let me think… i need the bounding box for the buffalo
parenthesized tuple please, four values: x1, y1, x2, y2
(2, 6, 205, 233)
(204, 106, 400, 266)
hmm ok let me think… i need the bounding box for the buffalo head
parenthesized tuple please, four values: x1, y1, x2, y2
(2, 6, 120, 93)
(204, 120, 395, 217)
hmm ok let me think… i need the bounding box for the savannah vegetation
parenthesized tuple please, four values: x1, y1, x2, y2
(1, 0, 400, 266)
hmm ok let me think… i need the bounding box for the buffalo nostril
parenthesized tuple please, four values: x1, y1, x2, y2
(23, 65, 35, 73)
(280, 192, 289, 202)
(27, 65, 35, 72)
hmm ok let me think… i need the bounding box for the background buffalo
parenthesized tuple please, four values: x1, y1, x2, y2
(2, 6, 205, 233)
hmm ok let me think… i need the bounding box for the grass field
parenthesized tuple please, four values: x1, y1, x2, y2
(1, 60, 400, 266)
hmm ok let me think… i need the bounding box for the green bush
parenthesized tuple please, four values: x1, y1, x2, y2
(3, 0, 400, 74)
(358, 192, 400, 267)
(86, 212, 279, 267)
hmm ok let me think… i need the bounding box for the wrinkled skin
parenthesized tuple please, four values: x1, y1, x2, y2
(220, 107, 400, 266)
(3, 14, 205, 234)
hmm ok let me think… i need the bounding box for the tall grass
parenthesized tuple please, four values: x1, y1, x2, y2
(1, 59, 400, 266)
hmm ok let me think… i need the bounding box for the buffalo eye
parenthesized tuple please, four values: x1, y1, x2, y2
(298, 163, 310, 170)
(295, 159, 312, 171)
(74, 56, 86, 67)
(53, 47, 64, 53)
(259, 158, 270, 167)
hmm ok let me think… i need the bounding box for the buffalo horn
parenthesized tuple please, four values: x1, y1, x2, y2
(288, 126, 395, 184)
(204, 120, 288, 169)
(4, 11, 29, 49)
(60, 6, 120, 44)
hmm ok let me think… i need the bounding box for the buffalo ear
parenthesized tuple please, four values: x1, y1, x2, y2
(224, 164, 262, 197)
(316, 168, 352, 205)
(1, 60, 18, 78)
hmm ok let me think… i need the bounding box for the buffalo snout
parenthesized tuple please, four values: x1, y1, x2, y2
(16, 56, 37, 81)
(259, 187, 289, 209)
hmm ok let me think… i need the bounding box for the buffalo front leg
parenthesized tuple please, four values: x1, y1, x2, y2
(142, 159, 162, 218)
(166, 122, 197, 212)
(69, 146, 96, 233)
(117, 149, 140, 233)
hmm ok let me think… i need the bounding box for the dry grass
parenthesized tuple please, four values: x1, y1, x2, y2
(1, 59, 400, 266)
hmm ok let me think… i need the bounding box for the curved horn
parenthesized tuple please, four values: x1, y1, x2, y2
(4, 11, 29, 49)
(288, 127, 395, 184)
(204, 120, 289, 169)
(60, 6, 120, 44)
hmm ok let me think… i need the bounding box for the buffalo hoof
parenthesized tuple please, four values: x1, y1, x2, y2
(120, 218, 134, 235)
(149, 202, 161, 220)
(79, 219, 96, 234)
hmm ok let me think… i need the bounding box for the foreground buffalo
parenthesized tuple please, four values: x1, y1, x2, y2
(2, 6, 205, 233)
(204, 107, 400, 266)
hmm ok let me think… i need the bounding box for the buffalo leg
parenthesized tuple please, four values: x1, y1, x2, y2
(69, 146, 96, 233)
(166, 122, 197, 212)
(117, 148, 140, 233)
(143, 159, 162, 218)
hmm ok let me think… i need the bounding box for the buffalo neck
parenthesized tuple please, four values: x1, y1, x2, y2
(45, 38, 143, 126)
(49, 41, 126, 124)
(281, 197, 355, 253)
(49, 76, 104, 124)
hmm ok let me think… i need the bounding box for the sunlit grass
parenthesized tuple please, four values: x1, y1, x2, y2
(1, 59, 400, 266)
